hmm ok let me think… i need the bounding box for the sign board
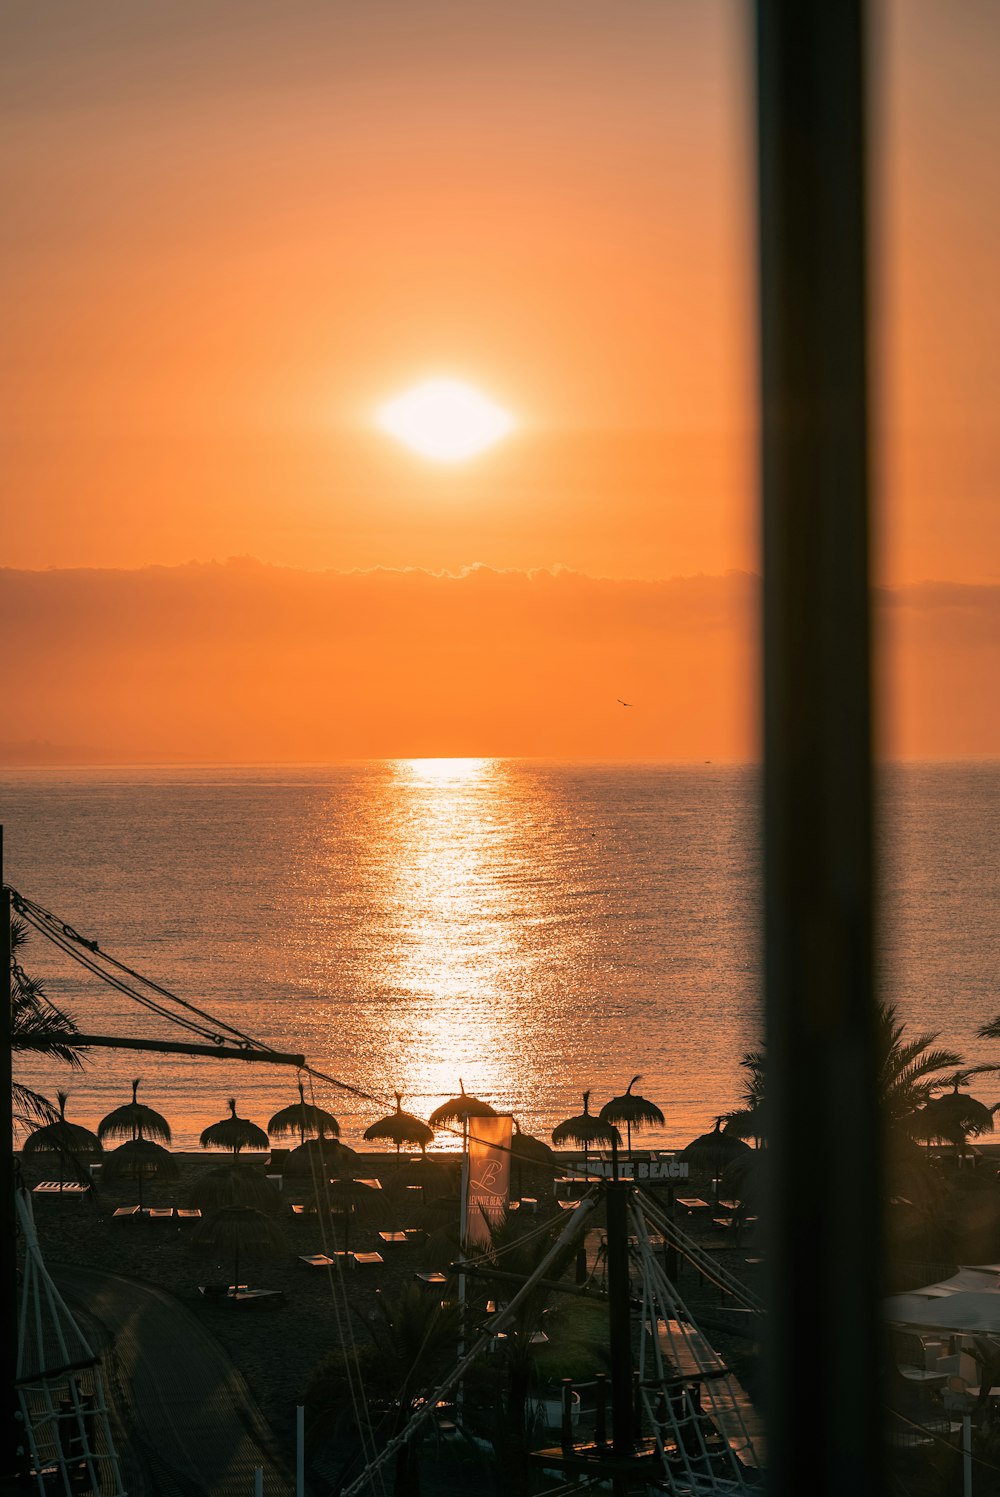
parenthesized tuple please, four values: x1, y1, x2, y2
(464, 1114, 513, 1248)
(568, 1159, 689, 1181)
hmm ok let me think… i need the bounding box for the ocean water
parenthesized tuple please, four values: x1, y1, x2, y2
(2, 760, 998, 1152)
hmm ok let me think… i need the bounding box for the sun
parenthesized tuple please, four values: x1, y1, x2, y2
(376, 378, 514, 463)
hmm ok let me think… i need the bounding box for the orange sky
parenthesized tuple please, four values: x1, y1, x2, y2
(1, 1, 998, 760)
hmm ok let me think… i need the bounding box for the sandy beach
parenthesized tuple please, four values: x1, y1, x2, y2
(18, 1146, 764, 1494)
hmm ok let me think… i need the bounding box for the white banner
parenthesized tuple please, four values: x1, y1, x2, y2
(464, 1114, 513, 1249)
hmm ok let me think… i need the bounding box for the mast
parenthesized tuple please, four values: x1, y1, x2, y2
(2, 830, 24, 1483)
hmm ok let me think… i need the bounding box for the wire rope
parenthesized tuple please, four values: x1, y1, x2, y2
(301, 1080, 388, 1497)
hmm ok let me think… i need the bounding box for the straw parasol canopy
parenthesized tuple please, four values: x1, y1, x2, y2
(599, 1076, 664, 1158)
(194, 1205, 286, 1292)
(98, 1078, 171, 1146)
(23, 1092, 102, 1187)
(429, 1080, 497, 1147)
(510, 1120, 554, 1168)
(283, 1134, 358, 1179)
(718, 1152, 765, 1214)
(102, 1138, 178, 1207)
(319, 1177, 381, 1252)
(190, 1164, 282, 1216)
(679, 1117, 751, 1201)
(386, 1155, 453, 1207)
(912, 1076, 996, 1157)
(510, 1119, 554, 1199)
(551, 1091, 621, 1176)
(267, 1080, 340, 1146)
(199, 1098, 269, 1156)
(364, 1093, 434, 1155)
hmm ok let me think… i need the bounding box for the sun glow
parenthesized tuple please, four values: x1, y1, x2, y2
(376, 378, 513, 463)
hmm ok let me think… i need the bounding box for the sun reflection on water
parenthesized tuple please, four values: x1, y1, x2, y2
(375, 758, 529, 1133)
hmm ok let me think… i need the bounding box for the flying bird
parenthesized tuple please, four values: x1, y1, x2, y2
(617, 698, 633, 708)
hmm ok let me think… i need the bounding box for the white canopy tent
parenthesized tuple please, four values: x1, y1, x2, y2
(885, 1290, 1000, 1334)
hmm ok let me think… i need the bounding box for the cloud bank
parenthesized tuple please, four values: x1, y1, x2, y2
(1, 561, 996, 762)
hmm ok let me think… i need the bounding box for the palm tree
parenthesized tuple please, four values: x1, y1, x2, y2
(728, 1009, 963, 1145)
(877, 1004, 964, 1135)
(724, 1049, 768, 1147)
(9, 916, 86, 1129)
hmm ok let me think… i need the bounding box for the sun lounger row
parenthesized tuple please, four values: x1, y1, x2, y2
(112, 1205, 202, 1221)
(297, 1251, 385, 1268)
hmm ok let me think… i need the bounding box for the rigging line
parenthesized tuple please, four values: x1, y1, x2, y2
(15, 912, 229, 1045)
(12, 887, 397, 1107)
(886, 1408, 1000, 1475)
(9, 890, 261, 1049)
(636, 1190, 764, 1314)
(340, 1195, 599, 1497)
(11, 885, 693, 1170)
(305, 1079, 387, 1494)
(302, 1101, 388, 1497)
(18, 915, 227, 1045)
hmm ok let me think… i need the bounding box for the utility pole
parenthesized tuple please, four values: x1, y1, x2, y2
(605, 1139, 633, 1497)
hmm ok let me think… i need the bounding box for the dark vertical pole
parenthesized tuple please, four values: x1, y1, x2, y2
(605, 1140, 633, 1476)
(1, 830, 20, 1481)
(755, 6, 882, 1497)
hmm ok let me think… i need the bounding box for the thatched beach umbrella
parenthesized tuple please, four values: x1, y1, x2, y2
(429, 1080, 497, 1131)
(283, 1133, 359, 1179)
(195, 1205, 286, 1292)
(189, 1163, 281, 1216)
(23, 1092, 102, 1189)
(102, 1138, 179, 1208)
(387, 1155, 452, 1207)
(719, 1152, 765, 1214)
(98, 1078, 171, 1146)
(678, 1117, 752, 1202)
(600, 1076, 664, 1159)
(511, 1121, 554, 1168)
(510, 1120, 554, 1200)
(268, 1080, 340, 1146)
(199, 1098, 269, 1156)
(912, 1076, 996, 1158)
(364, 1093, 434, 1155)
(551, 1092, 621, 1178)
(319, 1177, 381, 1253)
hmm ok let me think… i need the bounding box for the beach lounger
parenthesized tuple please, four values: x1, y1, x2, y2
(176, 1208, 202, 1223)
(299, 1254, 338, 1268)
(350, 1252, 384, 1267)
(112, 1205, 140, 1220)
(404, 1228, 427, 1245)
(146, 1207, 175, 1221)
(378, 1231, 409, 1248)
(33, 1181, 90, 1197)
(199, 1284, 285, 1307)
(414, 1271, 448, 1288)
(227, 1289, 285, 1307)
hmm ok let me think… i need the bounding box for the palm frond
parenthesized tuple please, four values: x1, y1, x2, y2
(13, 1083, 59, 1131)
